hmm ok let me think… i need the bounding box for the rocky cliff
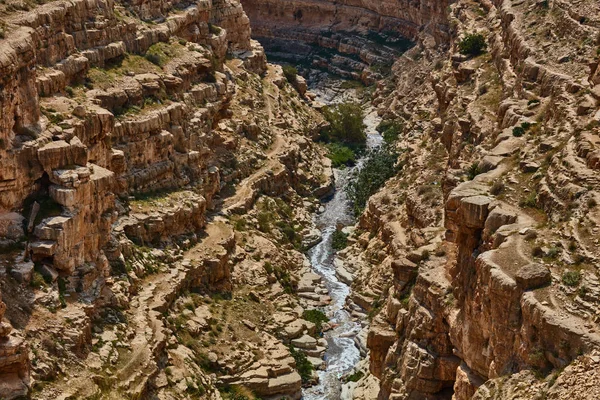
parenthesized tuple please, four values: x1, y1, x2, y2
(0, 0, 337, 397)
(240, 0, 452, 80)
(336, 0, 600, 399)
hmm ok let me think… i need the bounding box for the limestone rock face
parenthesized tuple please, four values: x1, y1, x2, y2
(240, 0, 452, 79)
(0, 295, 28, 400)
(0, 0, 334, 396)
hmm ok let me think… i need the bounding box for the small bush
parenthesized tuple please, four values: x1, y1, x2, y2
(520, 192, 538, 208)
(562, 270, 581, 287)
(346, 370, 364, 382)
(490, 181, 504, 195)
(377, 120, 404, 144)
(326, 143, 356, 167)
(65, 86, 74, 97)
(532, 246, 544, 258)
(302, 309, 329, 333)
(546, 246, 561, 259)
(257, 211, 272, 233)
(466, 162, 481, 180)
(512, 126, 526, 137)
(587, 198, 597, 208)
(513, 122, 533, 137)
(458, 33, 487, 56)
(30, 271, 46, 289)
(145, 53, 161, 66)
(263, 261, 273, 275)
(208, 23, 222, 35)
(331, 229, 349, 250)
(282, 65, 298, 84)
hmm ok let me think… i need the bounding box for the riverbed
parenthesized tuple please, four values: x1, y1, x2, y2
(302, 75, 382, 400)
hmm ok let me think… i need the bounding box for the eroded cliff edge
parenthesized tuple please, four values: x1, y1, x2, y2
(333, 0, 600, 399)
(240, 0, 451, 81)
(0, 0, 337, 398)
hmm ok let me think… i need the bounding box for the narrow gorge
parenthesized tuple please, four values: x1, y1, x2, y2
(0, 0, 600, 399)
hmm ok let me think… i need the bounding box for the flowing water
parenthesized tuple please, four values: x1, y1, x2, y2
(302, 78, 382, 400)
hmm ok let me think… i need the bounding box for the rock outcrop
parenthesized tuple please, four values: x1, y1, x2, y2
(315, 0, 600, 398)
(240, 0, 454, 79)
(0, 0, 332, 397)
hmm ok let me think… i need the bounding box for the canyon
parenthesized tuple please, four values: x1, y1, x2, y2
(0, 0, 599, 399)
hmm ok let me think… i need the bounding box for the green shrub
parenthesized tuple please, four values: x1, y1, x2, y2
(513, 122, 533, 137)
(145, 53, 162, 66)
(282, 65, 298, 84)
(208, 23, 222, 35)
(377, 120, 404, 144)
(520, 192, 538, 208)
(466, 162, 481, 180)
(346, 370, 364, 382)
(321, 102, 367, 147)
(347, 145, 399, 216)
(263, 261, 274, 274)
(326, 143, 356, 167)
(257, 211, 272, 233)
(458, 33, 487, 56)
(562, 270, 581, 287)
(289, 346, 313, 383)
(331, 228, 349, 250)
(302, 309, 329, 333)
(512, 126, 526, 137)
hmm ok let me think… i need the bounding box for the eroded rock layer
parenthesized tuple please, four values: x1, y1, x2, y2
(240, 0, 453, 79)
(0, 0, 336, 397)
(337, 0, 600, 399)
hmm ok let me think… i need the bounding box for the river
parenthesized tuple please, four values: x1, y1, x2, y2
(302, 76, 382, 400)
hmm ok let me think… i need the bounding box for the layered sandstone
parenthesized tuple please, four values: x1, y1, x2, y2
(0, 0, 334, 396)
(329, 0, 600, 399)
(240, 0, 453, 79)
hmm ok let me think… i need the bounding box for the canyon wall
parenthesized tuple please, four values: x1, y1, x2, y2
(326, 0, 600, 399)
(0, 0, 334, 397)
(240, 0, 452, 80)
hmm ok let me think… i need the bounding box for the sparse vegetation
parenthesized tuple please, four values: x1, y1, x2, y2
(466, 162, 481, 180)
(377, 120, 404, 144)
(562, 270, 581, 287)
(289, 345, 313, 383)
(345, 370, 364, 382)
(520, 191, 538, 208)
